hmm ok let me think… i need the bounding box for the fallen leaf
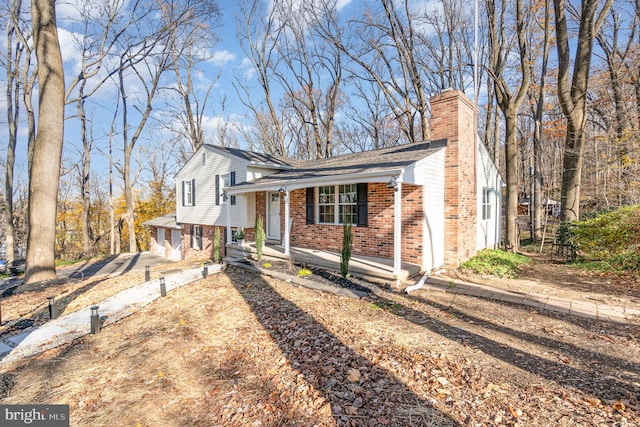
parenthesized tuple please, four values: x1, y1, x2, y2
(378, 416, 390, 425)
(437, 377, 449, 386)
(347, 368, 361, 382)
(612, 400, 626, 411)
(509, 405, 522, 418)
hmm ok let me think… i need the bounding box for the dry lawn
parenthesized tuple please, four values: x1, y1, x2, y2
(0, 265, 639, 426)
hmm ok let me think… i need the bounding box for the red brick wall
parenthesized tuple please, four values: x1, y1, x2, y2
(276, 183, 423, 264)
(148, 227, 170, 257)
(430, 89, 478, 267)
(183, 225, 226, 260)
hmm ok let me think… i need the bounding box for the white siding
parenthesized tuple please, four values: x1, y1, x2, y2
(176, 146, 256, 228)
(420, 149, 445, 272)
(476, 140, 503, 250)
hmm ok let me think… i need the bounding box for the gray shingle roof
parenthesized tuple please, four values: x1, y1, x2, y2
(205, 144, 297, 168)
(234, 140, 447, 187)
(142, 213, 182, 229)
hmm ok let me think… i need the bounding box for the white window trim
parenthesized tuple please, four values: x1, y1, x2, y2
(192, 225, 202, 250)
(185, 180, 194, 206)
(219, 173, 230, 205)
(482, 187, 491, 220)
(316, 184, 357, 225)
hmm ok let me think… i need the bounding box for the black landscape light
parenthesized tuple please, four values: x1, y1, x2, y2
(90, 305, 100, 334)
(160, 277, 166, 297)
(48, 296, 58, 320)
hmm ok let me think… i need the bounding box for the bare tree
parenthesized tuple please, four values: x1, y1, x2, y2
(25, 0, 65, 284)
(2, 0, 35, 263)
(528, 0, 552, 241)
(334, 0, 429, 144)
(553, 0, 612, 221)
(486, 0, 531, 252)
(235, 0, 288, 156)
(115, 0, 219, 253)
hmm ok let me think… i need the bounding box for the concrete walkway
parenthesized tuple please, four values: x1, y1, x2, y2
(0, 264, 222, 367)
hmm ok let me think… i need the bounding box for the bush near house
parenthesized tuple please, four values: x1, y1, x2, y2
(460, 249, 530, 278)
(572, 205, 640, 271)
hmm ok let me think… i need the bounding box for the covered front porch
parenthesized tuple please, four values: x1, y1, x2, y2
(226, 242, 422, 284)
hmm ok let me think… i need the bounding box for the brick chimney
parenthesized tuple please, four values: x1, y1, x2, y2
(429, 89, 477, 268)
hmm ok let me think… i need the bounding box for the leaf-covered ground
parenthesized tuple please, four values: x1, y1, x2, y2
(1, 265, 639, 426)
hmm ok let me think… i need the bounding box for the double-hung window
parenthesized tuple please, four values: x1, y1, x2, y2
(317, 184, 358, 225)
(219, 173, 230, 205)
(183, 179, 195, 206)
(191, 225, 202, 250)
(482, 188, 491, 220)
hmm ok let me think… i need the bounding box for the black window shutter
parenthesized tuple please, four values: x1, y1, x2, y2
(357, 183, 368, 227)
(306, 187, 315, 224)
(190, 225, 194, 247)
(215, 175, 220, 206)
(191, 178, 196, 206)
(230, 171, 236, 205)
(181, 181, 185, 206)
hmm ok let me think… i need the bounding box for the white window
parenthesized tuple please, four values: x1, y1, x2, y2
(482, 188, 491, 220)
(318, 184, 357, 225)
(184, 180, 193, 206)
(219, 174, 230, 205)
(191, 225, 202, 250)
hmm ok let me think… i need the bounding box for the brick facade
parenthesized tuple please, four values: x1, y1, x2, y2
(255, 183, 423, 265)
(182, 225, 226, 260)
(430, 89, 478, 267)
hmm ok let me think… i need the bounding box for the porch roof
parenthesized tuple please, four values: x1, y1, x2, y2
(227, 140, 446, 194)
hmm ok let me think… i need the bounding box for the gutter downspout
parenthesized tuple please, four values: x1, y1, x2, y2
(284, 189, 291, 256)
(226, 200, 232, 245)
(405, 272, 429, 294)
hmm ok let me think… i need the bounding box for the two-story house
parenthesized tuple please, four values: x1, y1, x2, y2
(145, 89, 503, 280)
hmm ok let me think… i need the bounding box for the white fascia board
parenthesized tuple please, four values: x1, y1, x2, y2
(226, 168, 406, 195)
(248, 161, 293, 170)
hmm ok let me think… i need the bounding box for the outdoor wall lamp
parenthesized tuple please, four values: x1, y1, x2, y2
(222, 190, 228, 201)
(387, 176, 399, 191)
(278, 185, 287, 193)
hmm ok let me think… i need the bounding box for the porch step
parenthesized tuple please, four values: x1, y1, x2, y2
(227, 242, 420, 284)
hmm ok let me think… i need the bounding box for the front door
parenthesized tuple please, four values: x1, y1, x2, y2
(267, 192, 281, 240)
(170, 229, 182, 261)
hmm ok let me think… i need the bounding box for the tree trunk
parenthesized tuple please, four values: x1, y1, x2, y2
(504, 108, 519, 252)
(532, 0, 551, 242)
(25, 0, 64, 284)
(560, 120, 585, 221)
(5, 16, 19, 264)
(553, 0, 612, 221)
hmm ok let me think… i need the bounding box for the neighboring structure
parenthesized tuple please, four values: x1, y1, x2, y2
(145, 90, 503, 278)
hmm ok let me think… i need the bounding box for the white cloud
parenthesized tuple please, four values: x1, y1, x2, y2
(209, 50, 237, 67)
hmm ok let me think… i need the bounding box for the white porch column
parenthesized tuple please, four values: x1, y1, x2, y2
(283, 190, 291, 256)
(394, 181, 402, 276)
(226, 198, 232, 244)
